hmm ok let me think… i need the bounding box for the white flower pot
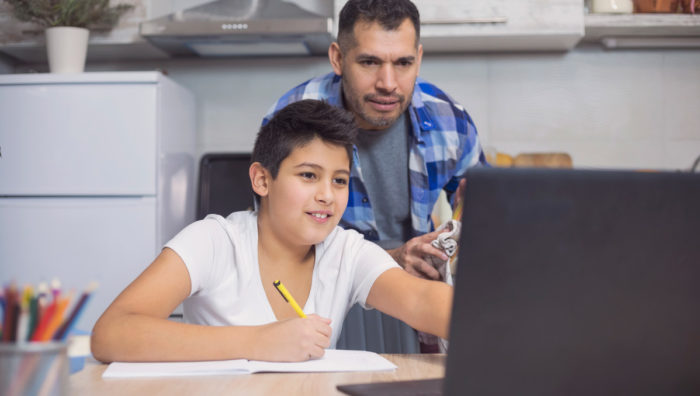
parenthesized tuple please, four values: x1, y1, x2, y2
(45, 27, 90, 74)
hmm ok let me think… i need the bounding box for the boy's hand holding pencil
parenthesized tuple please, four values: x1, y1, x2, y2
(255, 314, 332, 362)
(256, 280, 332, 362)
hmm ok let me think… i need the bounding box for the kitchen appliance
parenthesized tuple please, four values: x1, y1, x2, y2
(0, 72, 196, 332)
(140, 0, 333, 56)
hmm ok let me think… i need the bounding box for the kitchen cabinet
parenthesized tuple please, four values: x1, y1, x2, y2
(334, 0, 585, 52)
(0, 72, 196, 331)
(584, 13, 700, 48)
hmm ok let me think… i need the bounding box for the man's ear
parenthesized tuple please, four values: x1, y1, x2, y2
(249, 162, 270, 197)
(328, 42, 343, 76)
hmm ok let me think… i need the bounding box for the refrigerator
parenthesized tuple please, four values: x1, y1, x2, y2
(0, 72, 196, 332)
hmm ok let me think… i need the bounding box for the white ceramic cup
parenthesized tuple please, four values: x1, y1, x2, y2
(45, 27, 90, 74)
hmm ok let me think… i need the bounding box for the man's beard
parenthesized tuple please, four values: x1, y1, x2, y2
(356, 93, 406, 129)
(342, 77, 411, 130)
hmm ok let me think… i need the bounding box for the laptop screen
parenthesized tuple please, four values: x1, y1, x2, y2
(445, 168, 700, 396)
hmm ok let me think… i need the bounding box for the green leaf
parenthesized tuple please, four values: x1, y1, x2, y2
(5, 0, 134, 29)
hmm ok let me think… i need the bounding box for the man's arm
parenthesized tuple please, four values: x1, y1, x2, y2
(390, 85, 483, 278)
(366, 267, 452, 339)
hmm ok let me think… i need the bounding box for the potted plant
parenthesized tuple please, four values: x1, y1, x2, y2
(6, 0, 133, 73)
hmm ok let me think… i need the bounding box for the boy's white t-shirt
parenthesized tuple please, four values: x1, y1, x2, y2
(164, 211, 399, 348)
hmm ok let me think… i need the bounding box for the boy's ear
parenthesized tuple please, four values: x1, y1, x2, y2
(249, 162, 270, 197)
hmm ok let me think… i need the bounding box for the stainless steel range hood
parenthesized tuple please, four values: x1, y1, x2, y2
(140, 0, 333, 57)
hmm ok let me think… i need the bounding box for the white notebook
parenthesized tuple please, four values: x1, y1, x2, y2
(102, 349, 396, 378)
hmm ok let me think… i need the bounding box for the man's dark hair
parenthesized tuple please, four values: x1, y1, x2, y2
(337, 0, 420, 51)
(251, 100, 357, 202)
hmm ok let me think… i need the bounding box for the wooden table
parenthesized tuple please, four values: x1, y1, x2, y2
(70, 354, 446, 395)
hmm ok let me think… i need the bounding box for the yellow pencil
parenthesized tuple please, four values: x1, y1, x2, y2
(272, 280, 307, 318)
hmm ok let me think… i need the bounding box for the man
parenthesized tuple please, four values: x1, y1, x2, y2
(263, 1, 484, 351)
(264, 0, 485, 280)
(263, 0, 486, 353)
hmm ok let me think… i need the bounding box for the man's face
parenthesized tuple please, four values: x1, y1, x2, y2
(330, 19, 422, 130)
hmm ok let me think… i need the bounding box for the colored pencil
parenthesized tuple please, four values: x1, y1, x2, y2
(40, 294, 72, 342)
(53, 282, 97, 341)
(26, 296, 39, 342)
(2, 283, 19, 342)
(29, 283, 49, 340)
(30, 297, 57, 342)
(15, 285, 33, 343)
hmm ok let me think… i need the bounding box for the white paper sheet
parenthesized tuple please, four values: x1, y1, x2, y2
(102, 349, 396, 378)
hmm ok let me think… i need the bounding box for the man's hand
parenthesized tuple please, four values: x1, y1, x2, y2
(387, 229, 449, 280)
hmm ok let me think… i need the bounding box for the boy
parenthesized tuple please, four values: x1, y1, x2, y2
(91, 100, 452, 363)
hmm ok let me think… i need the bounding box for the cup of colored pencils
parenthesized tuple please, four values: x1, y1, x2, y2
(0, 280, 97, 396)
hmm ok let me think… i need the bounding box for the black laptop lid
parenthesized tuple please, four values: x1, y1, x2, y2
(445, 168, 700, 396)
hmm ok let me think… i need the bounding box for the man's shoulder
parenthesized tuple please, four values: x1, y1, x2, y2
(263, 72, 341, 121)
(413, 77, 464, 111)
(281, 73, 339, 101)
(410, 77, 473, 135)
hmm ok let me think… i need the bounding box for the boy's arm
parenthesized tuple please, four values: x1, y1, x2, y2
(90, 248, 331, 363)
(365, 268, 453, 339)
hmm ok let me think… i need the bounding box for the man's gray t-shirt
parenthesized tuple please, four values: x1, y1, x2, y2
(355, 112, 412, 249)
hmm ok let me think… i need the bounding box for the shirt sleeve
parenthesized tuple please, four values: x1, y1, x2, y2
(444, 105, 487, 205)
(164, 218, 231, 297)
(351, 239, 401, 309)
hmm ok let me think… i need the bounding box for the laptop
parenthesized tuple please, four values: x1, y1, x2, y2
(339, 168, 700, 396)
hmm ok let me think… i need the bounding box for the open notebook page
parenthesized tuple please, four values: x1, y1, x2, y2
(103, 349, 396, 378)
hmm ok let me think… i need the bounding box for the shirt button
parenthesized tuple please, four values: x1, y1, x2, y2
(362, 197, 369, 204)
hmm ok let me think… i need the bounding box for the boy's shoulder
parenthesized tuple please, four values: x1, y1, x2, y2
(205, 211, 257, 236)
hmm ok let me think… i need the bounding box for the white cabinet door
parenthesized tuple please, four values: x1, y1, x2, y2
(333, 0, 584, 52)
(0, 197, 157, 331)
(0, 83, 157, 195)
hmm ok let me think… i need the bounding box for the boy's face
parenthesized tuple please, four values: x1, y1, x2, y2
(262, 137, 350, 246)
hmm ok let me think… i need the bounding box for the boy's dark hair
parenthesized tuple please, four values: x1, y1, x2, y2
(252, 99, 358, 203)
(337, 0, 420, 51)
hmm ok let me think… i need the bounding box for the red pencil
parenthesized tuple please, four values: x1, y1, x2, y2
(2, 283, 18, 342)
(30, 297, 57, 342)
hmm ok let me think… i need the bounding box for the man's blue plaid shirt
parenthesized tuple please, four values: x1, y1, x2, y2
(262, 72, 486, 241)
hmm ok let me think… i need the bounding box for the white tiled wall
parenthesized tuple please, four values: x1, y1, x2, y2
(15, 46, 700, 171)
(419, 49, 700, 170)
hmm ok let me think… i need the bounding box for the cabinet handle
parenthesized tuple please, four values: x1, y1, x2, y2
(422, 17, 508, 25)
